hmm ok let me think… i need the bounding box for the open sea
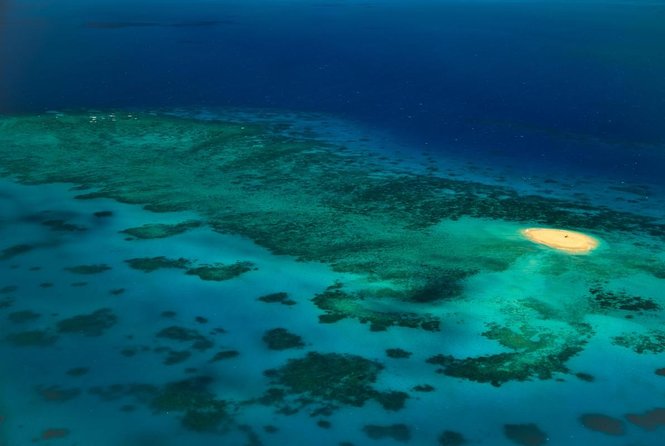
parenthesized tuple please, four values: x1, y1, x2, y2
(1, 1, 664, 445)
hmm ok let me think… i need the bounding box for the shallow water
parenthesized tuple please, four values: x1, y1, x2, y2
(1, 1, 665, 446)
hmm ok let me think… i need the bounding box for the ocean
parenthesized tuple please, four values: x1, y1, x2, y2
(1, 1, 664, 445)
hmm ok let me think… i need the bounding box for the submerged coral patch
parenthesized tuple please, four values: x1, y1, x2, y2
(262, 328, 305, 350)
(149, 376, 231, 432)
(258, 291, 296, 305)
(438, 430, 467, 446)
(428, 322, 592, 386)
(36, 385, 81, 402)
(312, 283, 440, 332)
(6, 329, 58, 347)
(262, 352, 407, 414)
(613, 330, 665, 354)
(7, 310, 41, 323)
(125, 256, 191, 272)
(121, 221, 202, 239)
(186, 261, 256, 281)
(56, 308, 117, 336)
(0, 243, 34, 260)
(579, 413, 625, 436)
(503, 423, 548, 446)
(155, 325, 214, 351)
(589, 285, 660, 312)
(40, 428, 71, 440)
(64, 264, 111, 274)
(625, 408, 665, 431)
(362, 424, 411, 442)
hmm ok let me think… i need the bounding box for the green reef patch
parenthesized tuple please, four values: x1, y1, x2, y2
(120, 220, 202, 239)
(185, 261, 256, 282)
(312, 282, 440, 332)
(261, 352, 408, 414)
(64, 264, 111, 275)
(262, 328, 305, 350)
(156, 325, 214, 351)
(589, 284, 660, 312)
(42, 219, 86, 232)
(439, 430, 468, 446)
(613, 330, 665, 354)
(5, 329, 58, 347)
(7, 310, 41, 323)
(56, 308, 118, 336)
(428, 321, 593, 386)
(125, 256, 192, 272)
(0, 243, 34, 260)
(2, 112, 663, 312)
(258, 292, 296, 306)
(149, 376, 232, 432)
(363, 424, 411, 442)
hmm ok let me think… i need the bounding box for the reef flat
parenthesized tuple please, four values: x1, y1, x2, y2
(1, 111, 665, 445)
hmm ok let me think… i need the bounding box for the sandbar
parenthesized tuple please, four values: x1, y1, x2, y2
(521, 228, 599, 254)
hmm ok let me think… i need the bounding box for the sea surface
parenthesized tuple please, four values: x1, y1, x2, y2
(1, 1, 664, 445)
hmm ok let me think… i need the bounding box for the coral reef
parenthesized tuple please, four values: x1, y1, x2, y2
(579, 413, 625, 435)
(503, 423, 548, 446)
(386, 348, 412, 359)
(149, 376, 231, 432)
(64, 264, 111, 274)
(625, 408, 665, 430)
(262, 328, 305, 350)
(312, 283, 440, 332)
(439, 430, 467, 446)
(155, 326, 213, 351)
(125, 256, 191, 272)
(56, 308, 117, 336)
(613, 330, 665, 354)
(428, 322, 592, 386)
(6, 329, 58, 347)
(589, 284, 660, 312)
(7, 310, 41, 323)
(362, 424, 411, 442)
(0, 244, 34, 260)
(121, 221, 202, 239)
(261, 352, 407, 414)
(186, 261, 256, 281)
(258, 292, 296, 306)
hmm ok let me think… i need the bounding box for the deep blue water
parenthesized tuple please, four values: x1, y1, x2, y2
(2, 0, 665, 180)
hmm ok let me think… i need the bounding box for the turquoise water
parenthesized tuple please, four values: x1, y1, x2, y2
(1, 1, 665, 445)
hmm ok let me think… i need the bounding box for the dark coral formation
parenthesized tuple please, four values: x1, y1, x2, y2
(261, 352, 408, 414)
(262, 328, 305, 350)
(42, 219, 86, 232)
(56, 308, 117, 336)
(312, 283, 440, 332)
(36, 385, 81, 402)
(362, 424, 411, 442)
(125, 256, 191, 272)
(503, 423, 548, 446)
(428, 322, 592, 386)
(120, 220, 202, 239)
(625, 408, 665, 431)
(258, 292, 296, 306)
(579, 413, 625, 436)
(613, 330, 665, 354)
(439, 430, 467, 446)
(7, 310, 41, 323)
(0, 243, 34, 260)
(6, 329, 58, 347)
(149, 376, 231, 432)
(589, 285, 660, 312)
(185, 261, 256, 281)
(386, 348, 412, 359)
(64, 264, 111, 274)
(209, 350, 240, 362)
(155, 325, 214, 351)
